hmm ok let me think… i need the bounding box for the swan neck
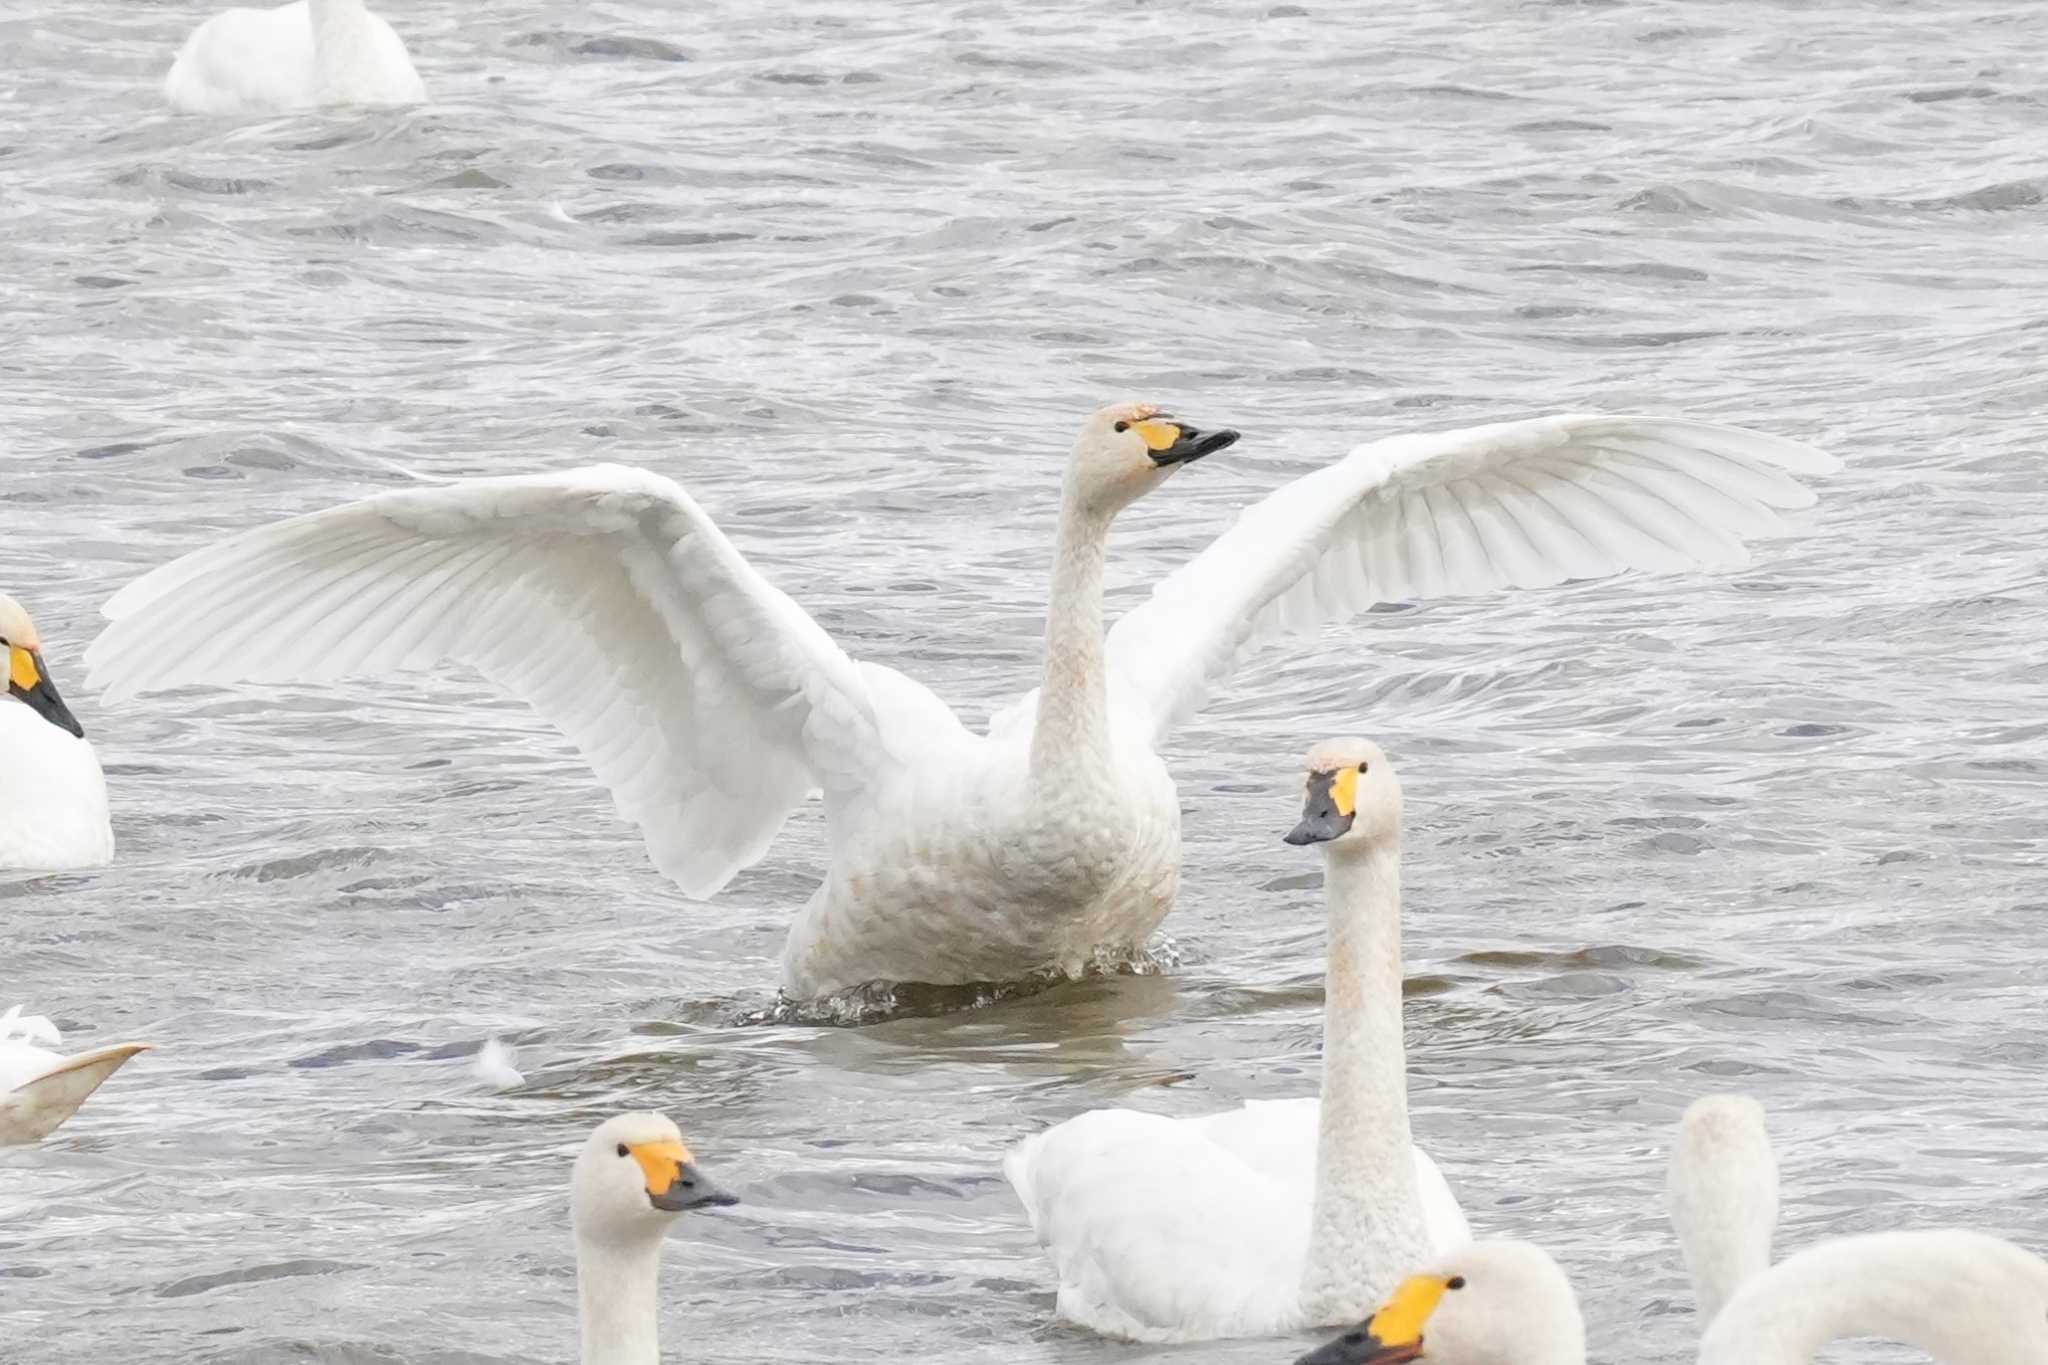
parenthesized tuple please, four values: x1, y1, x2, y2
(1703, 1233, 2045, 1365)
(1299, 835, 1428, 1325)
(576, 1229, 664, 1365)
(1028, 493, 1113, 787)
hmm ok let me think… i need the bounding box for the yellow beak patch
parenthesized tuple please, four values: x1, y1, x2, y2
(1367, 1274, 1455, 1347)
(1131, 418, 1183, 453)
(629, 1139, 694, 1196)
(1329, 765, 1360, 817)
(8, 647, 40, 693)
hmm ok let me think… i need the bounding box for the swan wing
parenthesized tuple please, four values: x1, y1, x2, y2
(1005, 1107, 1309, 1342)
(0, 1043, 149, 1146)
(88, 465, 959, 898)
(1106, 414, 1838, 744)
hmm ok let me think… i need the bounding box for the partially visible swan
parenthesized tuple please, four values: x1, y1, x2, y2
(0, 1005, 151, 1145)
(1292, 1232, 2048, 1365)
(1003, 738, 1470, 1342)
(1295, 1094, 2048, 1364)
(572, 1113, 738, 1365)
(164, 0, 426, 116)
(1, 593, 114, 872)
(87, 404, 1835, 998)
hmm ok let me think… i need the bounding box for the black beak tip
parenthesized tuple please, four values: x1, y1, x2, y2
(1282, 825, 1314, 846)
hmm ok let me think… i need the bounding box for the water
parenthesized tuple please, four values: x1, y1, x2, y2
(4, 0, 2046, 1361)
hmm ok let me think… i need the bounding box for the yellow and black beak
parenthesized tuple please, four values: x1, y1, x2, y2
(1130, 413, 1241, 467)
(1293, 1274, 1458, 1365)
(8, 646, 83, 739)
(1284, 766, 1357, 846)
(629, 1139, 739, 1213)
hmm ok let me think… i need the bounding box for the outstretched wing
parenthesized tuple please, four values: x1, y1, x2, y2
(88, 464, 961, 897)
(1106, 414, 1837, 744)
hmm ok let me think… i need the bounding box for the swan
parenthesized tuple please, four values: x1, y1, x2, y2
(0, 1005, 151, 1145)
(1002, 737, 1470, 1342)
(2, 593, 114, 873)
(572, 1112, 738, 1365)
(164, 0, 426, 116)
(1291, 1232, 2048, 1365)
(85, 404, 1835, 998)
(1294, 1094, 2048, 1364)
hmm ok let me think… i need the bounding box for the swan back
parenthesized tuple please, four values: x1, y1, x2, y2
(1296, 1240, 1584, 1365)
(164, 0, 425, 117)
(1667, 1093, 1778, 1323)
(1700, 1228, 2048, 1365)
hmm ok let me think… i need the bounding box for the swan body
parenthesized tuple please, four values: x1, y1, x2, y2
(572, 1113, 737, 1365)
(87, 406, 1834, 998)
(164, 0, 425, 116)
(1296, 1094, 2048, 1364)
(0, 1005, 150, 1145)
(1004, 739, 1471, 1342)
(1, 594, 114, 873)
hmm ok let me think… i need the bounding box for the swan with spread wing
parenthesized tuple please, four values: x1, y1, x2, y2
(86, 404, 1834, 997)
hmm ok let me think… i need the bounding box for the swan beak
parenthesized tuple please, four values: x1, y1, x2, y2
(631, 1139, 740, 1212)
(1284, 767, 1357, 846)
(1293, 1273, 1455, 1364)
(1136, 417, 1241, 467)
(8, 646, 84, 738)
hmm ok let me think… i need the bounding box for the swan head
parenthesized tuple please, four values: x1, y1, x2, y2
(1284, 737, 1400, 849)
(571, 1113, 737, 1245)
(0, 593, 83, 738)
(1064, 402, 1239, 517)
(1295, 1241, 1584, 1365)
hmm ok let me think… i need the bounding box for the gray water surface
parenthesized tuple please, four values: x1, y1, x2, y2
(3, 1, 2046, 1362)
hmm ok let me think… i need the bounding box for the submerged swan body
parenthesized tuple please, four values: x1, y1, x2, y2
(0, 1005, 150, 1145)
(1299, 1095, 2048, 1365)
(1, 594, 113, 873)
(87, 405, 1834, 997)
(165, 0, 425, 116)
(1004, 740, 1470, 1342)
(572, 1113, 738, 1365)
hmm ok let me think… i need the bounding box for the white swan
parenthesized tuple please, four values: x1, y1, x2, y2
(85, 404, 1835, 998)
(1292, 1232, 2048, 1365)
(572, 1113, 738, 1365)
(0, 1005, 150, 1146)
(2, 594, 114, 873)
(164, 0, 426, 116)
(1294, 1094, 2048, 1364)
(1002, 738, 1470, 1342)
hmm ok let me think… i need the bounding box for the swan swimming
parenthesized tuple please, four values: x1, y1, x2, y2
(1003, 738, 1470, 1342)
(86, 404, 1835, 998)
(0, 1005, 150, 1146)
(572, 1113, 737, 1365)
(1, 593, 114, 873)
(1295, 1094, 2048, 1364)
(164, 0, 426, 116)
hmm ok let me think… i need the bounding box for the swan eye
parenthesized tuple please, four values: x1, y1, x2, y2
(1447, 1276, 1466, 1290)
(1358, 762, 1369, 774)
(616, 1143, 630, 1158)
(1114, 420, 1129, 432)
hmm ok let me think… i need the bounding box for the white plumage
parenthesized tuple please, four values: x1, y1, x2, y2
(0, 1005, 150, 1146)
(87, 406, 1834, 997)
(1005, 739, 1471, 1342)
(1, 593, 114, 873)
(164, 0, 425, 117)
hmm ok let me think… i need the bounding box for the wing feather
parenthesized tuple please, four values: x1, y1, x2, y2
(89, 465, 965, 897)
(1106, 414, 1837, 742)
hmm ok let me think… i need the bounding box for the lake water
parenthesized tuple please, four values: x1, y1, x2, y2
(3, 1, 2045, 1362)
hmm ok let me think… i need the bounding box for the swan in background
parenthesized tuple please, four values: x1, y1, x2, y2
(164, 0, 425, 116)
(1003, 738, 1469, 1342)
(2, 593, 114, 872)
(0, 1005, 150, 1145)
(1294, 1095, 2048, 1364)
(572, 1113, 737, 1365)
(87, 404, 1834, 998)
